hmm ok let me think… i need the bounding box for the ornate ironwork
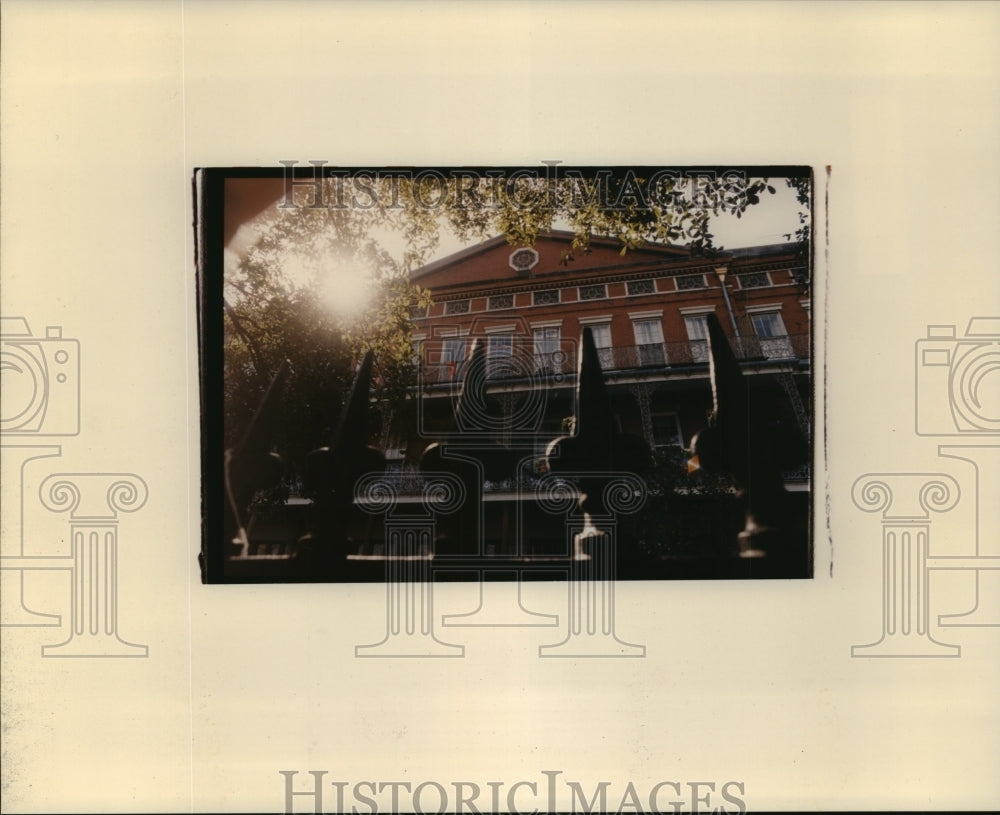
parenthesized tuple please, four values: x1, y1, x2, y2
(738, 271, 771, 289)
(487, 294, 514, 310)
(579, 284, 606, 301)
(675, 274, 707, 290)
(421, 335, 808, 383)
(626, 279, 655, 295)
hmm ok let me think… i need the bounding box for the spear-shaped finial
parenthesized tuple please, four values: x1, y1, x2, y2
(224, 358, 291, 549)
(688, 313, 796, 561)
(298, 351, 386, 568)
(454, 339, 504, 433)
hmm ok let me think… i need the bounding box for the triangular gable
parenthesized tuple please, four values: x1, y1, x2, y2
(411, 231, 693, 290)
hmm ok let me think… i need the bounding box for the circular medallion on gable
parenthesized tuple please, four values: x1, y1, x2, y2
(509, 247, 539, 273)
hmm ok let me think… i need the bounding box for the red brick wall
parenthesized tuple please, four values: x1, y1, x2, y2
(411, 233, 809, 351)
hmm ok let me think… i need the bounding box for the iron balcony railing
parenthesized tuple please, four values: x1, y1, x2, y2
(419, 334, 809, 384)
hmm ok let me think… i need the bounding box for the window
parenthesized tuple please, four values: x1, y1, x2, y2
(487, 332, 514, 378)
(533, 289, 559, 306)
(444, 299, 470, 315)
(631, 318, 666, 366)
(441, 337, 467, 380)
(586, 322, 614, 369)
(487, 294, 514, 311)
(683, 315, 710, 363)
(626, 279, 655, 295)
(579, 283, 607, 301)
(409, 304, 428, 319)
(676, 274, 706, 291)
(750, 310, 793, 359)
(533, 326, 561, 373)
(739, 271, 771, 289)
(651, 411, 683, 450)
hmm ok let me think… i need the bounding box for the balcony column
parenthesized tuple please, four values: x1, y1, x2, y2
(851, 473, 961, 657)
(497, 392, 518, 448)
(629, 384, 655, 450)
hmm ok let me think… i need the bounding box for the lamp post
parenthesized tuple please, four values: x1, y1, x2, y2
(715, 266, 740, 347)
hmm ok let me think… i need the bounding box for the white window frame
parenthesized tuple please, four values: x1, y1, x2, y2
(629, 312, 666, 366)
(485, 329, 516, 377)
(681, 312, 711, 364)
(440, 335, 468, 381)
(579, 316, 613, 369)
(745, 305, 792, 359)
(532, 324, 562, 373)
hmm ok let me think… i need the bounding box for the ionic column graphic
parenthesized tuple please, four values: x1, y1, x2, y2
(441, 451, 559, 630)
(0, 444, 62, 626)
(936, 444, 1000, 627)
(354, 473, 463, 657)
(851, 473, 960, 657)
(38, 473, 149, 657)
(537, 473, 646, 658)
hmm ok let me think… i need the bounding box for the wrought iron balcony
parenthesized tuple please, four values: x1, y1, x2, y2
(595, 334, 809, 370)
(418, 334, 808, 384)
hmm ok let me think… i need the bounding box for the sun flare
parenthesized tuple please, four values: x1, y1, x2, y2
(282, 249, 374, 320)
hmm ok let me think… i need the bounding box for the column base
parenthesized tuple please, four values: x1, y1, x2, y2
(851, 632, 959, 658)
(0, 569, 62, 627)
(540, 633, 645, 658)
(42, 632, 148, 658)
(355, 632, 464, 658)
(442, 578, 558, 628)
(939, 570, 1000, 627)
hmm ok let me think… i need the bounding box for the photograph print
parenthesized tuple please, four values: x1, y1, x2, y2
(197, 165, 814, 583)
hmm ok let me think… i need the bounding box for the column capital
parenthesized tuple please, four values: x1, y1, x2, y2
(851, 473, 959, 520)
(534, 471, 647, 519)
(353, 471, 467, 516)
(39, 473, 148, 520)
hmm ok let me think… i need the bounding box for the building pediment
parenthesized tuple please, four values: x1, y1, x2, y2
(411, 231, 695, 291)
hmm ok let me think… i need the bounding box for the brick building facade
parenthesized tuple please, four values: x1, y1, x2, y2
(387, 231, 811, 478)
